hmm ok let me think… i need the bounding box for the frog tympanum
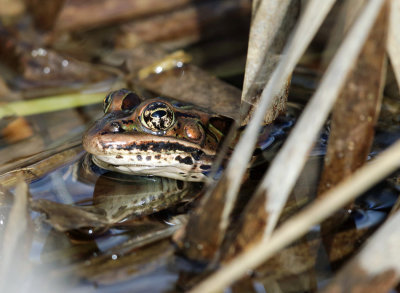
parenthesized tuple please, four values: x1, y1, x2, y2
(83, 89, 233, 181)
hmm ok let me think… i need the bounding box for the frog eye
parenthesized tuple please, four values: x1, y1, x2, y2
(140, 102, 175, 132)
(121, 92, 141, 111)
(103, 89, 142, 113)
(103, 92, 113, 113)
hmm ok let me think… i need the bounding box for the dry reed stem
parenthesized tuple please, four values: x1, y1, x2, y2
(223, 0, 382, 258)
(389, 196, 400, 216)
(0, 92, 106, 119)
(54, 0, 192, 31)
(218, 0, 337, 243)
(180, 0, 335, 261)
(0, 178, 30, 291)
(255, 0, 384, 238)
(189, 0, 388, 291)
(357, 210, 400, 276)
(317, 0, 388, 197)
(0, 178, 28, 266)
(241, 0, 292, 123)
(322, 0, 367, 66)
(242, 0, 290, 94)
(190, 138, 400, 293)
(388, 0, 400, 87)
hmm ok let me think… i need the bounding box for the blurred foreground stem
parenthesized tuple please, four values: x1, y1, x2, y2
(0, 92, 106, 119)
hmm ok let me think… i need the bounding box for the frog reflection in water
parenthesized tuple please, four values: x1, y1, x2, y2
(83, 89, 234, 182)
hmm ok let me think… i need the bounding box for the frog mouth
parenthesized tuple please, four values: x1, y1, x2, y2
(91, 155, 209, 182)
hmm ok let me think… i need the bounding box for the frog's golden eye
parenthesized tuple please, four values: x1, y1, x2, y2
(140, 102, 175, 132)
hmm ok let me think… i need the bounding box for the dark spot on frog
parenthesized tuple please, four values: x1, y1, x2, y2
(191, 175, 197, 179)
(175, 155, 193, 165)
(155, 154, 161, 159)
(200, 165, 211, 170)
(191, 150, 202, 161)
(121, 120, 134, 125)
(101, 142, 114, 149)
(146, 156, 152, 161)
(137, 155, 142, 161)
(177, 180, 184, 190)
(116, 155, 123, 159)
(175, 112, 198, 119)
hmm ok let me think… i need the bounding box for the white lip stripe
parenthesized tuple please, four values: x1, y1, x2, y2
(92, 156, 206, 182)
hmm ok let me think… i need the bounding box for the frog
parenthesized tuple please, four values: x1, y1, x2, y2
(83, 89, 234, 182)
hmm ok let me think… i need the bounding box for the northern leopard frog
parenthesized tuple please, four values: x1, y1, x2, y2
(83, 89, 233, 181)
